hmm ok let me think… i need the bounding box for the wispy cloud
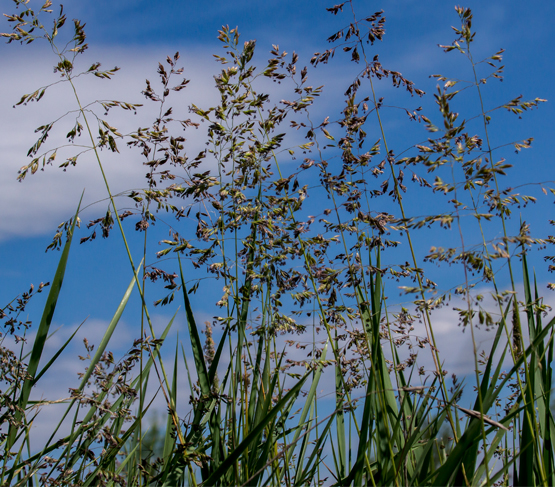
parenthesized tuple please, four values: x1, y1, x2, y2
(0, 46, 220, 241)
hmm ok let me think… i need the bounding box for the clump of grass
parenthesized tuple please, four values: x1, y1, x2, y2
(1, 1, 553, 486)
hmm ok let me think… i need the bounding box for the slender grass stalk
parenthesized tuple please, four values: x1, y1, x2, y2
(1, 2, 552, 485)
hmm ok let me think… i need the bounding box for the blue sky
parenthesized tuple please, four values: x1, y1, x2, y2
(1, 0, 554, 445)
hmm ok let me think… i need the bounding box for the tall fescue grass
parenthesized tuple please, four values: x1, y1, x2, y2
(1, 1, 553, 485)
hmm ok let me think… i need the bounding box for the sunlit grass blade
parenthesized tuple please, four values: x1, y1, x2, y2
(79, 260, 143, 390)
(293, 405, 316, 485)
(171, 255, 220, 484)
(533, 274, 555, 483)
(516, 251, 545, 486)
(107, 441, 140, 487)
(208, 324, 229, 385)
(472, 407, 519, 485)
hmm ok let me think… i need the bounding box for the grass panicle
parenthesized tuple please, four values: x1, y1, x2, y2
(1, 1, 553, 486)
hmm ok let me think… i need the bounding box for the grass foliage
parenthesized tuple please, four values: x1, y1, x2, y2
(1, 1, 554, 485)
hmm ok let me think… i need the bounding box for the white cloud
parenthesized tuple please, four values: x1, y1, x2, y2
(0, 45, 222, 241)
(0, 30, 461, 243)
(0, 46, 314, 242)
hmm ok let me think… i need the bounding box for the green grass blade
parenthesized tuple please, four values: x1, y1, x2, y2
(335, 350, 347, 480)
(6, 194, 83, 450)
(30, 266, 147, 460)
(252, 340, 273, 434)
(79, 261, 142, 390)
(163, 342, 180, 461)
(208, 324, 229, 386)
(518, 390, 536, 486)
(81, 395, 156, 487)
(32, 320, 85, 384)
(433, 314, 555, 485)
(247, 347, 286, 477)
(178, 254, 210, 397)
(285, 339, 329, 469)
(247, 334, 266, 432)
(338, 378, 374, 487)
(294, 414, 334, 487)
(199, 372, 309, 487)
(453, 300, 511, 485)
(47, 312, 176, 476)
(408, 384, 459, 485)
